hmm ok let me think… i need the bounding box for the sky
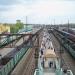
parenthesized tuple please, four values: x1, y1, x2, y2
(0, 0, 75, 24)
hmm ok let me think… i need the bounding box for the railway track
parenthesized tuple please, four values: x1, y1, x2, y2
(0, 35, 29, 58)
(0, 28, 39, 58)
(11, 28, 43, 75)
(49, 32, 75, 75)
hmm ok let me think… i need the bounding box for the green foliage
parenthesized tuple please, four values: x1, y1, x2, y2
(16, 22, 24, 30)
(10, 21, 24, 33)
(10, 25, 17, 33)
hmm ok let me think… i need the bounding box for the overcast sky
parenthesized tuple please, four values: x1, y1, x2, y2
(0, 0, 75, 24)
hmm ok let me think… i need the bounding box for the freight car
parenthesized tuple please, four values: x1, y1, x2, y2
(0, 35, 21, 48)
(53, 29, 75, 58)
(0, 44, 30, 75)
(0, 29, 32, 48)
(63, 28, 75, 35)
(55, 29, 75, 42)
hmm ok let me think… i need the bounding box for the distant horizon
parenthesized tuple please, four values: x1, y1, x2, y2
(0, 21, 75, 25)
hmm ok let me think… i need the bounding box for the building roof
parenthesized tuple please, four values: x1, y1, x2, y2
(44, 49, 57, 58)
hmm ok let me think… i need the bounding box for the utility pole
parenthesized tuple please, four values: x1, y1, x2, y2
(54, 19, 56, 29)
(68, 19, 69, 32)
(54, 19, 55, 25)
(26, 16, 27, 32)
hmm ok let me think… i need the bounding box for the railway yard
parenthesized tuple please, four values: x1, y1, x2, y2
(0, 27, 75, 75)
(0, 0, 75, 75)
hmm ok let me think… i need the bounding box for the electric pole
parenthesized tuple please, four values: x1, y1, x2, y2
(26, 16, 27, 32)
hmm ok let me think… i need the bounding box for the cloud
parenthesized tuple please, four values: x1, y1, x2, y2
(0, 5, 12, 12)
(0, 0, 75, 24)
(0, 0, 21, 13)
(0, 0, 20, 5)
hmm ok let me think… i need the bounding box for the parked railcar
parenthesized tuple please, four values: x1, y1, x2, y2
(0, 47, 29, 75)
(55, 29, 75, 42)
(63, 28, 75, 35)
(54, 29, 75, 58)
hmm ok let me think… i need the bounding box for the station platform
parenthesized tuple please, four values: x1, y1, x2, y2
(34, 29, 73, 75)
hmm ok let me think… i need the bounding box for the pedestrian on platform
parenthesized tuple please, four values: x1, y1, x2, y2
(49, 61, 53, 68)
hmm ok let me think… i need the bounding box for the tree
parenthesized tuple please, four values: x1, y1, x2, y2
(10, 20, 24, 33)
(15, 20, 24, 31)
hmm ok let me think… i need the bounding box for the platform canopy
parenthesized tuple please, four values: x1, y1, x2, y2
(44, 49, 57, 58)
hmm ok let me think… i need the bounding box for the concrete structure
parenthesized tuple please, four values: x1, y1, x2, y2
(0, 24, 10, 33)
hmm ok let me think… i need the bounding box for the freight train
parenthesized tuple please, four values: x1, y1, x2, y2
(0, 35, 32, 75)
(55, 29, 75, 42)
(54, 28, 75, 58)
(63, 28, 75, 35)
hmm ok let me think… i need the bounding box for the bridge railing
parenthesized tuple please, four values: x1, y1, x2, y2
(55, 59, 63, 75)
(34, 58, 43, 75)
(67, 70, 73, 75)
(34, 69, 39, 75)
